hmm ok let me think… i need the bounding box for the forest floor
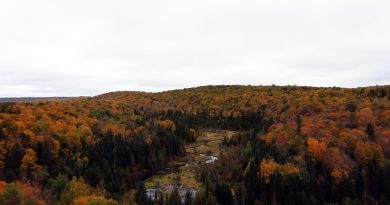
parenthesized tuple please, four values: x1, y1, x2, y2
(144, 129, 236, 200)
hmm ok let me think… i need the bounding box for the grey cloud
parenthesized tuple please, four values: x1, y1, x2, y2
(0, 0, 389, 97)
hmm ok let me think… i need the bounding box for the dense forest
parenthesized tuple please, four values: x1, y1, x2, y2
(0, 85, 389, 205)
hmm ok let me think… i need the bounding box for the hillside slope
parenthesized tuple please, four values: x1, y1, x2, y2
(0, 85, 389, 204)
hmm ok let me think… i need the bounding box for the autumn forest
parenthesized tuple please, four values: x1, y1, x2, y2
(0, 85, 389, 205)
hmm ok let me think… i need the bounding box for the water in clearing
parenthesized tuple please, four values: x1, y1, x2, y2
(144, 129, 235, 201)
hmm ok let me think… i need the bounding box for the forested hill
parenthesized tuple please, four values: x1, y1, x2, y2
(0, 97, 76, 103)
(96, 85, 390, 113)
(0, 85, 389, 205)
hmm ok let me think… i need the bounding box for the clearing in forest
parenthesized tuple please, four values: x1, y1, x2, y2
(144, 129, 235, 199)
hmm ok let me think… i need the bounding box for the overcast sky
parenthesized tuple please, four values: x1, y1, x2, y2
(0, 0, 389, 97)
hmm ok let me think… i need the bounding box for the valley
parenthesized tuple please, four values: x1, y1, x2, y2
(145, 129, 236, 201)
(0, 85, 388, 204)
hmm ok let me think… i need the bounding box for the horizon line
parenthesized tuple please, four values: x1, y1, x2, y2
(1, 84, 389, 98)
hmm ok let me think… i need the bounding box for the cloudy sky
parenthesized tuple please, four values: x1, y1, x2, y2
(0, 0, 389, 97)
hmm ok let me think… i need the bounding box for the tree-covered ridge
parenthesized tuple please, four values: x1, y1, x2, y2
(0, 85, 389, 204)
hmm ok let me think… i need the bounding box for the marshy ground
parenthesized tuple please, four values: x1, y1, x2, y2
(145, 129, 236, 200)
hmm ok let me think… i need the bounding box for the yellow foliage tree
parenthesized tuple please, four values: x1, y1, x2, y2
(258, 159, 300, 184)
(72, 195, 119, 205)
(354, 141, 384, 167)
(259, 159, 278, 184)
(50, 138, 60, 160)
(307, 138, 327, 161)
(59, 177, 92, 205)
(279, 163, 300, 177)
(20, 148, 42, 179)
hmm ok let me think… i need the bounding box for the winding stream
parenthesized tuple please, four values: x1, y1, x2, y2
(144, 129, 235, 201)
